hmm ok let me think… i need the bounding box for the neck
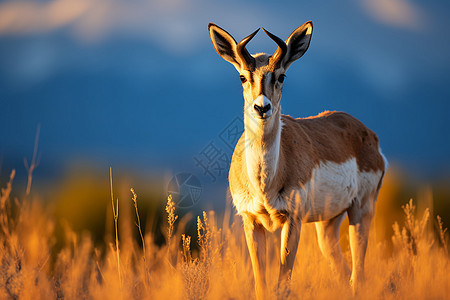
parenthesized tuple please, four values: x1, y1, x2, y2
(244, 109, 282, 194)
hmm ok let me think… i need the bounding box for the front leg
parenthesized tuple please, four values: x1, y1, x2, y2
(243, 214, 267, 300)
(278, 217, 301, 289)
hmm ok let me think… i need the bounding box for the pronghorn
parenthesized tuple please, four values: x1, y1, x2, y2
(208, 21, 387, 297)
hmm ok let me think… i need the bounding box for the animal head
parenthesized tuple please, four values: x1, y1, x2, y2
(208, 22, 313, 123)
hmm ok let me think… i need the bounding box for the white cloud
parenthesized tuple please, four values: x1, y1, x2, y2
(360, 0, 427, 31)
(0, 0, 90, 34)
(0, 0, 272, 53)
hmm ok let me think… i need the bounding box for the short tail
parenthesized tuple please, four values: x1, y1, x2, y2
(379, 147, 388, 171)
(376, 147, 388, 194)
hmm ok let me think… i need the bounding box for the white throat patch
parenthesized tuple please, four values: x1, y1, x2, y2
(245, 117, 282, 193)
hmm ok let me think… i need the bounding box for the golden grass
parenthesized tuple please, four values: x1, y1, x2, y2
(0, 169, 449, 299)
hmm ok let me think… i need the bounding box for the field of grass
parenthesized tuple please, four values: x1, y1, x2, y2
(0, 168, 449, 299)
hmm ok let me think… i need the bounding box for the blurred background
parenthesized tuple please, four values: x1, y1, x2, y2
(0, 0, 449, 245)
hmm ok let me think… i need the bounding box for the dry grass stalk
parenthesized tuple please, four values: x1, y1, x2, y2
(0, 169, 15, 210)
(182, 234, 192, 263)
(436, 215, 448, 255)
(392, 199, 430, 256)
(165, 194, 178, 248)
(130, 187, 149, 285)
(24, 124, 40, 196)
(197, 211, 212, 262)
(109, 167, 121, 287)
(1, 170, 15, 238)
(165, 194, 178, 269)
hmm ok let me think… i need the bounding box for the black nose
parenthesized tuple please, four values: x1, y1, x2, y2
(254, 103, 271, 116)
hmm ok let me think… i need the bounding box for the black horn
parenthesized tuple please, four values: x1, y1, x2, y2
(262, 28, 287, 68)
(237, 28, 259, 70)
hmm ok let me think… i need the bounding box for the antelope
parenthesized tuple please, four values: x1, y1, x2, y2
(208, 21, 387, 298)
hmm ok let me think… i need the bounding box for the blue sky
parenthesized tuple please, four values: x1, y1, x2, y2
(1, 0, 449, 186)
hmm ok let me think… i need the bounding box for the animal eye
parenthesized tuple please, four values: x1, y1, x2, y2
(278, 74, 286, 83)
(240, 75, 247, 83)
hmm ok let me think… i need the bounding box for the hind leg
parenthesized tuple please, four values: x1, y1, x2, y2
(347, 195, 376, 293)
(315, 212, 351, 282)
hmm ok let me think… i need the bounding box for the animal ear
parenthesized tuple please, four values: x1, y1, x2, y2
(208, 23, 241, 70)
(282, 21, 313, 70)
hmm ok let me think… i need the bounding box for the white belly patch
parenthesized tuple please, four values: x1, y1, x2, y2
(291, 158, 381, 222)
(306, 159, 357, 221)
(232, 158, 382, 228)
